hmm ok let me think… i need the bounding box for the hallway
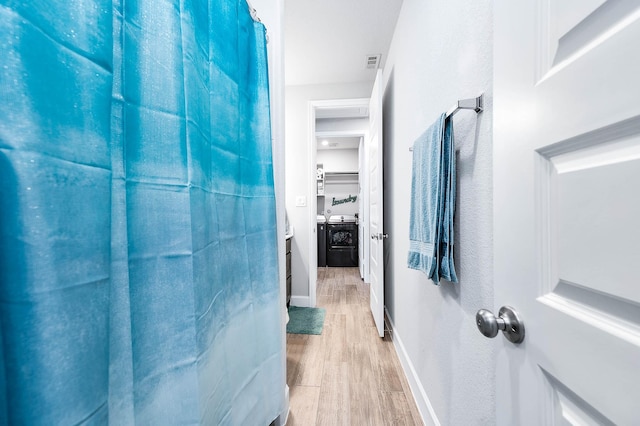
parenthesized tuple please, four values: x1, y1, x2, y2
(286, 267, 422, 425)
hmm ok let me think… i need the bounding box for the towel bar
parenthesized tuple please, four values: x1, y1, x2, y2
(446, 94, 483, 118)
(409, 94, 483, 152)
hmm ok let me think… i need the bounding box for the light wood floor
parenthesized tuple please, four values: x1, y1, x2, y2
(286, 267, 423, 425)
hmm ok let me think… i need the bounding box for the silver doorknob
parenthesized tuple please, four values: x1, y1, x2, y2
(475, 306, 524, 344)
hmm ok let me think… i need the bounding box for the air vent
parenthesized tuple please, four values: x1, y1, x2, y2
(365, 54, 381, 69)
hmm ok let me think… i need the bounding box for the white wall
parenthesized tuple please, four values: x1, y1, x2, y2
(381, 0, 496, 424)
(316, 117, 367, 133)
(285, 83, 371, 302)
(320, 183, 359, 217)
(317, 149, 360, 217)
(317, 148, 359, 172)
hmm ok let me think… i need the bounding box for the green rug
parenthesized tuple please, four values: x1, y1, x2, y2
(286, 306, 326, 335)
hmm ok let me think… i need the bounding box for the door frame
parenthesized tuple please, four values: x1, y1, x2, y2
(307, 98, 370, 307)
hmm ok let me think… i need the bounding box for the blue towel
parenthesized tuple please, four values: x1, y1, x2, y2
(407, 113, 458, 284)
(438, 120, 458, 283)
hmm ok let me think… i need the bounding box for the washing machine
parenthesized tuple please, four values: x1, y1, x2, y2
(326, 215, 358, 267)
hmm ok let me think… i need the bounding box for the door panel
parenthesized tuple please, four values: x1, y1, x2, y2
(369, 69, 384, 338)
(555, 155, 640, 298)
(538, 0, 640, 81)
(358, 137, 365, 279)
(495, 0, 640, 424)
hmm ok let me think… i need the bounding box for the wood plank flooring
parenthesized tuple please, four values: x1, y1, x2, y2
(286, 267, 423, 425)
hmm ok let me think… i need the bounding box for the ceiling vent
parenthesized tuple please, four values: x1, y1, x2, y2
(365, 54, 381, 69)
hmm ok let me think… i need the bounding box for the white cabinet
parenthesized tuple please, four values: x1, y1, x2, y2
(316, 164, 325, 195)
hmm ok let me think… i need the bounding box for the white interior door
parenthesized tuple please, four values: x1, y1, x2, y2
(369, 70, 384, 338)
(358, 136, 366, 279)
(494, 1, 640, 424)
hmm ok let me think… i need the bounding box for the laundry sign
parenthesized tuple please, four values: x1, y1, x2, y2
(332, 194, 357, 206)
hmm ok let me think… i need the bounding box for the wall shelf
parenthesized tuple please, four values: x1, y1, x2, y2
(324, 172, 359, 184)
(317, 163, 325, 195)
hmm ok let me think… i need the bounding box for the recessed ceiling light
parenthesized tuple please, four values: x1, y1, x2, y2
(321, 140, 329, 146)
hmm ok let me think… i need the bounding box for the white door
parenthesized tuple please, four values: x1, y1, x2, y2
(494, 1, 640, 424)
(369, 69, 385, 338)
(358, 136, 366, 279)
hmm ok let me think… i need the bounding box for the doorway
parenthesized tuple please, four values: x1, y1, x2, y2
(307, 98, 369, 308)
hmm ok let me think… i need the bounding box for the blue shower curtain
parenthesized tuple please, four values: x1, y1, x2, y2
(0, 0, 283, 424)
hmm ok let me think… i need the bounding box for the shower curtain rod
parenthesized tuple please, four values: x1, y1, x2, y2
(409, 94, 483, 152)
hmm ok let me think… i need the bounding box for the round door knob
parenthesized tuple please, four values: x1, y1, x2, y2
(476, 309, 500, 338)
(475, 306, 525, 344)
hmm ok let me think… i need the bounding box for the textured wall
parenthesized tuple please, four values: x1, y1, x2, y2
(381, 0, 496, 424)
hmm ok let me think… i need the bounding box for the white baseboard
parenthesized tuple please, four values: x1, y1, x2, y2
(289, 295, 310, 307)
(385, 308, 440, 426)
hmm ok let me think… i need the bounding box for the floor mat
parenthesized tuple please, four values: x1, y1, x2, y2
(286, 306, 326, 335)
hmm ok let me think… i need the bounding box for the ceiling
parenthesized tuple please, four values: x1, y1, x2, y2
(284, 0, 404, 87)
(317, 136, 361, 151)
